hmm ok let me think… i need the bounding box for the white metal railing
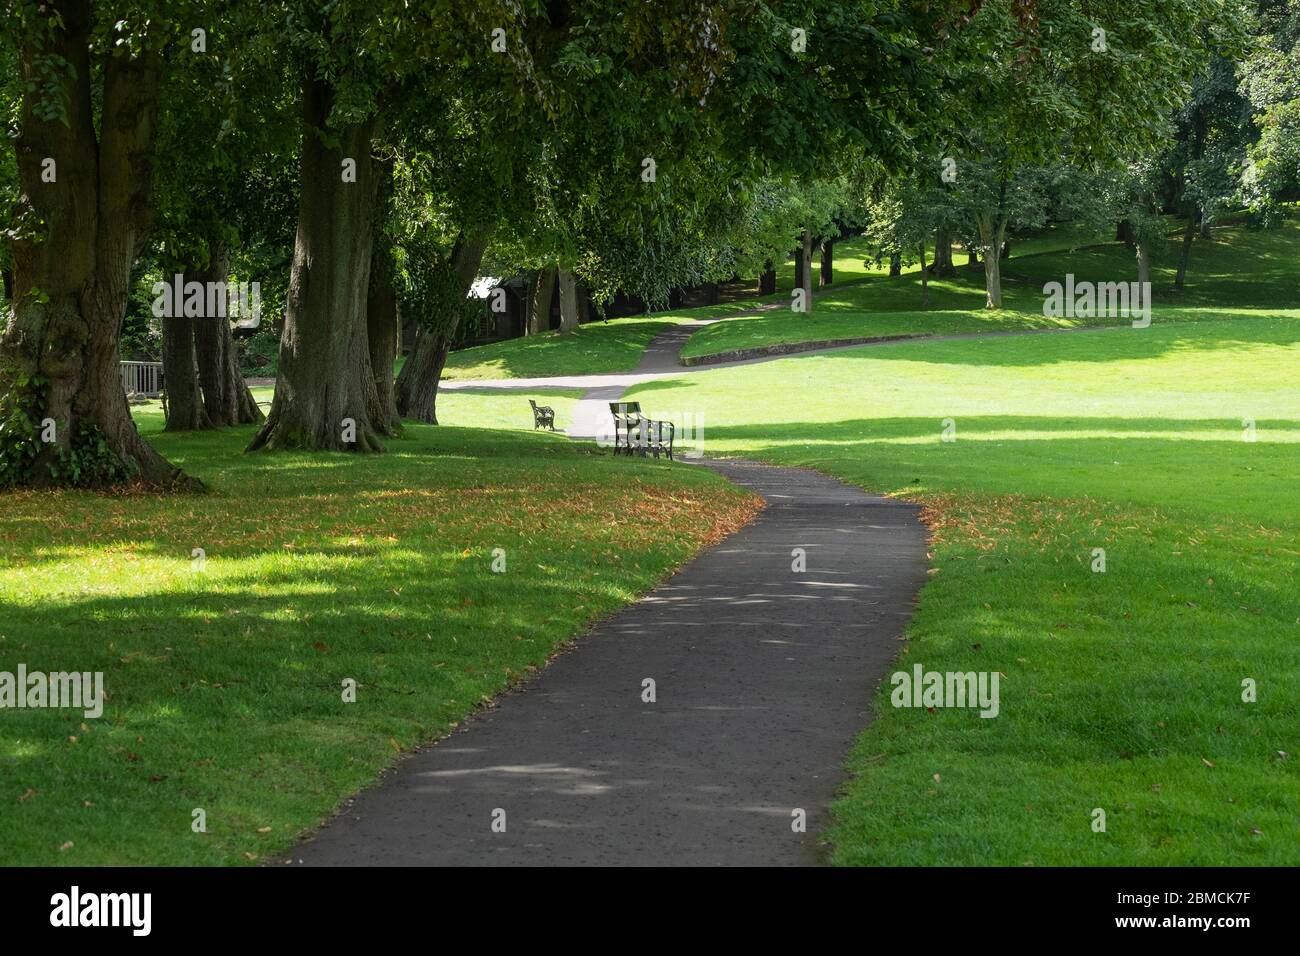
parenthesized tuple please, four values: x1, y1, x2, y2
(120, 360, 163, 397)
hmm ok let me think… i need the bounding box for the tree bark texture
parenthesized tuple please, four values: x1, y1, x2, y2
(526, 266, 556, 334)
(393, 227, 490, 424)
(248, 76, 389, 453)
(0, 1, 197, 489)
(558, 267, 579, 332)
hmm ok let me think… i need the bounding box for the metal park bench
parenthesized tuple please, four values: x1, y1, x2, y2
(529, 399, 556, 430)
(120, 361, 164, 399)
(608, 401, 674, 460)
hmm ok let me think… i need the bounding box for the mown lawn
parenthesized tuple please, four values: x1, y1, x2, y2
(623, 314, 1300, 864)
(682, 220, 1300, 360)
(0, 393, 759, 865)
(442, 314, 690, 380)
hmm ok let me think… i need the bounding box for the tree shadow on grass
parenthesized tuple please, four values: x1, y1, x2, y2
(693, 415, 1300, 528)
(673, 313, 1300, 371)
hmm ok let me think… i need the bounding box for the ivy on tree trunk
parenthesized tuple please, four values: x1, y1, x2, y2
(0, 1, 197, 489)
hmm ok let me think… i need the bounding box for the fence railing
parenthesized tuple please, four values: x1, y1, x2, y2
(120, 361, 163, 398)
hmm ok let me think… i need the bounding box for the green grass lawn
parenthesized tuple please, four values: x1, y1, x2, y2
(437, 219, 1297, 375)
(442, 314, 691, 380)
(682, 220, 1300, 360)
(622, 313, 1300, 864)
(0, 397, 759, 865)
(432, 387, 586, 431)
(7, 215, 1297, 868)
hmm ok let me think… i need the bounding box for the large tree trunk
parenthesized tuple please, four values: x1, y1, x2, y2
(558, 267, 579, 332)
(525, 266, 556, 334)
(248, 77, 389, 453)
(364, 158, 401, 434)
(394, 328, 450, 424)
(1174, 216, 1196, 291)
(976, 213, 1007, 309)
(759, 260, 776, 296)
(889, 252, 902, 277)
(366, 245, 402, 434)
(193, 240, 262, 428)
(819, 239, 833, 286)
(393, 227, 490, 424)
(798, 228, 814, 313)
(162, 255, 213, 432)
(0, 3, 196, 489)
(931, 228, 955, 276)
(162, 307, 209, 431)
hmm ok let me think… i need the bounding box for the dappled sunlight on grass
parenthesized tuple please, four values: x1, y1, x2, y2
(0, 421, 761, 865)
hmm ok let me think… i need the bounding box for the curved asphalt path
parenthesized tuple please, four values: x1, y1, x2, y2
(287, 316, 930, 866)
(289, 459, 928, 866)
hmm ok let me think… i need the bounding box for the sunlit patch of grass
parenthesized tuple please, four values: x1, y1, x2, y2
(0, 413, 760, 865)
(682, 218, 1300, 359)
(624, 313, 1300, 864)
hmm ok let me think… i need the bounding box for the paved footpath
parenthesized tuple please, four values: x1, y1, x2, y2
(289, 459, 928, 866)
(289, 316, 938, 866)
(439, 321, 1131, 440)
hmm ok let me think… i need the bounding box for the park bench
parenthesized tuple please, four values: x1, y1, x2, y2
(608, 401, 675, 460)
(529, 399, 556, 430)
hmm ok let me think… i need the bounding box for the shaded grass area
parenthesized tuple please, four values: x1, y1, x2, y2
(681, 220, 1300, 359)
(624, 315, 1300, 864)
(0, 401, 760, 865)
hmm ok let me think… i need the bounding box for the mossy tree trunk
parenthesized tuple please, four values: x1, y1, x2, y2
(0, 2, 197, 489)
